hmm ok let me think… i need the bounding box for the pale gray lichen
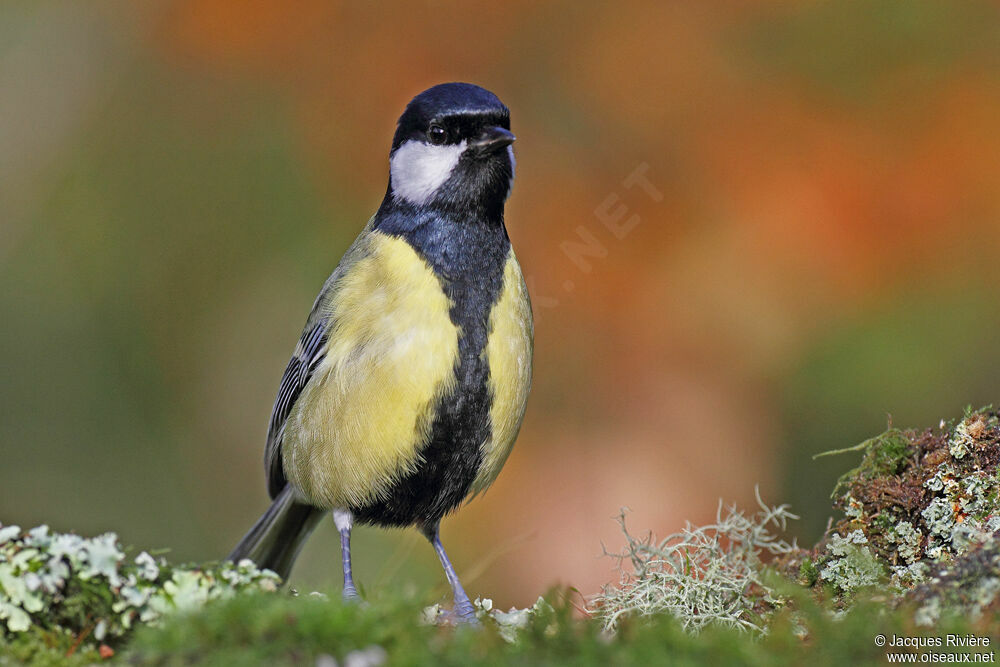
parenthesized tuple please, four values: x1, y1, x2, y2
(421, 596, 554, 643)
(821, 409, 1000, 624)
(891, 561, 929, 588)
(590, 489, 797, 633)
(921, 498, 955, 542)
(316, 645, 388, 667)
(914, 427, 999, 567)
(888, 521, 923, 564)
(914, 595, 941, 627)
(818, 530, 883, 594)
(835, 411, 1000, 590)
(485, 597, 555, 643)
(948, 414, 985, 460)
(910, 535, 1000, 627)
(0, 523, 280, 648)
(843, 496, 864, 520)
(135, 551, 160, 582)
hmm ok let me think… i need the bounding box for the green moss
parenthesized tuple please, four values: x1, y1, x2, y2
(0, 626, 104, 666)
(798, 558, 819, 587)
(820, 428, 913, 500)
(867, 431, 913, 477)
(122, 588, 997, 666)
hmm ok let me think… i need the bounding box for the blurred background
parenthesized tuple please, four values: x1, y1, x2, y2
(3, 0, 1000, 608)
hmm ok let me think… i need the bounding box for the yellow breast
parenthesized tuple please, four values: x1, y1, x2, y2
(281, 231, 459, 509)
(472, 249, 534, 494)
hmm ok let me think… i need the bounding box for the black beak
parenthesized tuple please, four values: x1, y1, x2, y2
(469, 126, 515, 155)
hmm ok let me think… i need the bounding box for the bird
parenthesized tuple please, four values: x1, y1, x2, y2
(228, 82, 532, 623)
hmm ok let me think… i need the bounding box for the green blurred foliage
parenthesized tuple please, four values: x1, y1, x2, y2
(121, 589, 996, 667)
(742, 0, 1000, 103)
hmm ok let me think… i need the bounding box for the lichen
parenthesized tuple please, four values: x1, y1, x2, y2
(591, 488, 797, 633)
(790, 406, 1000, 626)
(818, 409, 1000, 583)
(909, 535, 1000, 626)
(948, 412, 987, 459)
(888, 520, 922, 564)
(418, 596, 557, 643)
(818, 530, 883, 594)
(0, 524, 279, 657)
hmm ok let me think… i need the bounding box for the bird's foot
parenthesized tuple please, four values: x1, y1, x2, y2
(342, 583, 361, 602)
(435, 609, 480, 626)
(448, 598, 480, 626)
(423, 599, 480, 626)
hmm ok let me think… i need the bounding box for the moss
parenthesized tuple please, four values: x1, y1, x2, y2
(780, 406, 1000, 630)
(822, 428, 914, 502)
(121, 586, 1000, 666)
(809, 408, 1000, 578)
(798, 558, 819, 587)
(0, 626, 106, 666)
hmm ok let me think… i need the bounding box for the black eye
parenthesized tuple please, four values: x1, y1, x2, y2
(427, 124, 448, 145)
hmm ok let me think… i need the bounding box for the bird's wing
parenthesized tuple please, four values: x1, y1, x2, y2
(263, 219, 376, 499)
(264, 317, 329, 498)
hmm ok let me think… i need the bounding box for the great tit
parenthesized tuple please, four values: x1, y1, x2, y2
(228, 82, 532, 622)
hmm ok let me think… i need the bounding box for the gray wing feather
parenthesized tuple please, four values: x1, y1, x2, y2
(264, 318, 329, 498)
(262, 218, 376, 499)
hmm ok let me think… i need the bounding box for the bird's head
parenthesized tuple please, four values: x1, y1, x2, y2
(387, 83, 515, 217)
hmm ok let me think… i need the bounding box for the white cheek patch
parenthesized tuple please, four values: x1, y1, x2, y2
(390, 139, 467, 206)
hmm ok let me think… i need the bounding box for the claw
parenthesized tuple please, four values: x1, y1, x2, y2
(433, 604, 480, 627)
(423, 523, 480, 627)
(452, 601, 480, 626)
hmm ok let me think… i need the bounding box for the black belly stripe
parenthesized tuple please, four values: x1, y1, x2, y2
(352, 205, 510, 527)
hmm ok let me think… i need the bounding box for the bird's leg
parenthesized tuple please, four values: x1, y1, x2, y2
(333, 509, 359, 601)
(423, 523, 478, 623)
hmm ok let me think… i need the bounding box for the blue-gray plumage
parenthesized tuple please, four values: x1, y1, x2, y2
(228, 83, 532, 623)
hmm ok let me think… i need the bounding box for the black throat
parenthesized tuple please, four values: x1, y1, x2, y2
(353, 199, 510, 527)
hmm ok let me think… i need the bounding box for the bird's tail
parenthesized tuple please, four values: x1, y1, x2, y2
(228, 485, 324, 582)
